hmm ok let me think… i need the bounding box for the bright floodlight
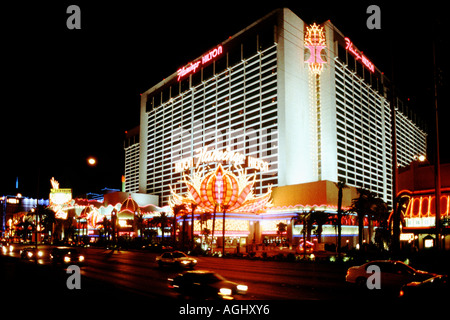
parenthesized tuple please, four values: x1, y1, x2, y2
(87, 157, 97, 166)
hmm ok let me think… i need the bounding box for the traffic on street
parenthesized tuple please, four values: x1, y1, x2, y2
(2, 243, 447, 301)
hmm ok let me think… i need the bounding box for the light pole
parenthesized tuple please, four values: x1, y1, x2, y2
(432, 39, 441, 250)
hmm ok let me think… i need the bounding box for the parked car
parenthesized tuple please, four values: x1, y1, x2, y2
(346, 260, 438, 289)
(20, 247, 44, 260)
(156, 251, 197, 269)
(399, 275, 449, 299)
(168, 270, 248, 300)
(50, 247, 85, 265)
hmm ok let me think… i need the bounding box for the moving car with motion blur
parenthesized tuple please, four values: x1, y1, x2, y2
(20, 247, 44, 260)
(399, 275, 449, 299)
(168, 270, 248, 300)
(50, 247, 85, 265)
(346, 260, 439, 289)
(156, 251, 197, 269)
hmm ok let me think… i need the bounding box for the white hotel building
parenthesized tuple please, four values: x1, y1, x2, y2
(124, 8, 426, 246)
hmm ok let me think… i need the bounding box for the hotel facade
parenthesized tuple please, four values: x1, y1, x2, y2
(124, 8, 427, 249)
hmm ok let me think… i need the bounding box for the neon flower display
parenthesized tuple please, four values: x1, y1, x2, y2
(304, 23, 326, 74)
(170, 164, 272, 213)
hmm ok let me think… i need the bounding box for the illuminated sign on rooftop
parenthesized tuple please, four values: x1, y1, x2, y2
(344, 37, 375, 73)
(177, 45, 223, 81)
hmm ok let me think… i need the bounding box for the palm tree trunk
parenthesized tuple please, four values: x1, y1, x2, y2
(358, 213, 364, 249)
(212, 204, 217, 253)
(191, 204, 196, 250)
(222, 207, 226, 257)
(337, 186, 343, 256)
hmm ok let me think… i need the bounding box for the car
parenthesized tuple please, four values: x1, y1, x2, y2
(346, 260, 438, 290)
(399, 275, 449, 299)
(156, 251, 197, 269)
(1, 243, 14, 254)
(20, 247, 44, 260)
(50, 247, 85, 265)
(168, 270, 248, 300)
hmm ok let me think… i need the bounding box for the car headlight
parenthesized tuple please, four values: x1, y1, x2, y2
(64, 256, 71, 263)
(37, 251, 44, 257)
(219, 288, 232, 296)
(237, 284, 248, 292)
(27, 251, 33, 258)
(181, 260, 190, 264)
(192, 259, 197, 264)
(79, 255, 85, 262)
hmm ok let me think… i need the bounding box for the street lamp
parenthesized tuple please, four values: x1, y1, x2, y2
(87, 157, 97, 166)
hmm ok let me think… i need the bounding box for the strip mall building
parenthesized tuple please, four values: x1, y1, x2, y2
(122, 8, 428, 250)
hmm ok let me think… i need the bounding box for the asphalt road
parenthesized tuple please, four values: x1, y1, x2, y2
(2, 245, 424, 319)
(1, 244, 362, 301)
(80, 248, 354, 300)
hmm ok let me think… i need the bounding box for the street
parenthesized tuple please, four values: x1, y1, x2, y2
(80, 248, 352, 300)
(1, 244, 380, 302)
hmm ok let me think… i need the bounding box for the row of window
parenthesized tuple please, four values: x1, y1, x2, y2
(146, 45, 280, 206)
(145, 22, 277, 112)
(334, 59, 392, 203)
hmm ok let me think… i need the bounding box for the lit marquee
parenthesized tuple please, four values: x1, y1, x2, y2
(395, 191, 450, 228)
(49, 178, 72, 220)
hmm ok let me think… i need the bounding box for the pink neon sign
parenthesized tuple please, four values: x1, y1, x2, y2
(344, 37, 375, 73)
(177, 45, 223, 81)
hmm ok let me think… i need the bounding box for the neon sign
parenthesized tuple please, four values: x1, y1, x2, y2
(304, 23, 326, 74)
(177, 45, 223, 81)
(174, 147, 269, 173)
(170, 163, 272, 213)
(344, 37, 375, 73)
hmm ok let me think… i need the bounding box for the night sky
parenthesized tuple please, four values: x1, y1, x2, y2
(1, 1, 448, 199)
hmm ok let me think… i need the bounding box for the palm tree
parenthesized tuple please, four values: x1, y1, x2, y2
(171, 204, 186, 245)
(291, 211, 312, 257)
(190, 203, 198, 250)
(276, 222, 287, 237)
(39, 206, 57, 243)
(311, 210, 331, 243)
(15, 215, 35, 242)
(198, 212, 211, 247)
(202, 228, 211, 248)
(276, 222, 287, 245)
(335, 181, 348, 256)
(152, 211, 171, 243)
(349, 188, 387, 249)
(211, 203, 218, 252)
(222, 205, 229, 257)
(96, 216, 111, 242)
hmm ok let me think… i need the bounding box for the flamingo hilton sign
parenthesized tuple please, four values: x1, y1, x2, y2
(174, 147, 270, 173)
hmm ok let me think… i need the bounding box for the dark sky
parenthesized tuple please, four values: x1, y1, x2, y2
(1, 1, 448, 198)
